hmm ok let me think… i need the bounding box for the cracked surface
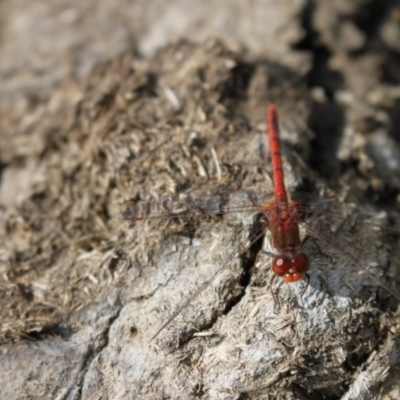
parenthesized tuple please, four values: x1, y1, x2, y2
(1, 1, 400, 399)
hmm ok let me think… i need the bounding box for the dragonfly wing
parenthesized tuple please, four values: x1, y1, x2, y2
(115, 186, 274, 222)
(150, 219, 270, 341)
(305, 223, 400, 301)
(293, 191, 400, 235)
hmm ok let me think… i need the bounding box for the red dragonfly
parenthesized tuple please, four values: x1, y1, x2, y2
(117, 104, 400, 341)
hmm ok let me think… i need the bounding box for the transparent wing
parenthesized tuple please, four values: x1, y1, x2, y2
(305, 222, 400, 301)
(292, 191, 400, 300)
(115, 186, 274, 221)
(292, 191, 400, 235)
(150, 219, 270, 341)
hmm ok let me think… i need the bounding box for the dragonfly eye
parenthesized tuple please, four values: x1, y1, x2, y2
(272, 255, 291, 276)
(293, 252, 310, 273)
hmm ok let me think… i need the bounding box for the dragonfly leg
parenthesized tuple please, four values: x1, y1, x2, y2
(252, 249, 277, 276)
(270, 274, 280, 312)
(254, 249, 280, 311)
(301, 272, 310, 298)
(254, 249, 281, 313)
(255, 249, 276, 264)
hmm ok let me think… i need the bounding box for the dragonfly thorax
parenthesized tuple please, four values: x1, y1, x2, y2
(272, 252, 310, 282)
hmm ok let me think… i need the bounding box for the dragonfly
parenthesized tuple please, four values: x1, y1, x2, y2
(117, 103, 400, 341)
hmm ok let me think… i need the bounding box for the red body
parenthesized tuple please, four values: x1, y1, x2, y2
(265, 104, 309, 282)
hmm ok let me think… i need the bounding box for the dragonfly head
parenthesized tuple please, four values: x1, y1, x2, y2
(272, 252, 310, 282)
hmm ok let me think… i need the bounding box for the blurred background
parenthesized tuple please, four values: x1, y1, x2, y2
(1, 0, 400, 184)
